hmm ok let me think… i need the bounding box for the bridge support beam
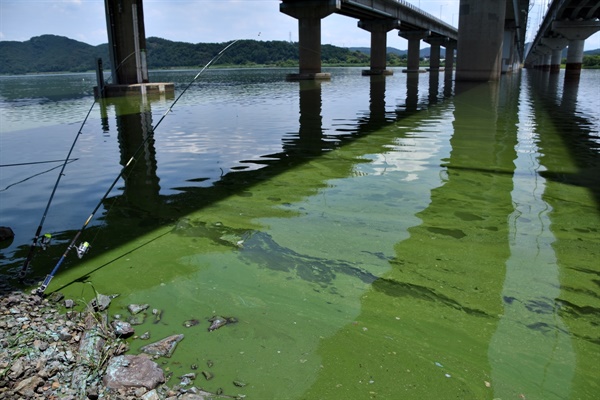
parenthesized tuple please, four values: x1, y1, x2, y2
(358, 19, 400, 76)
(100, 0, 173, 97)
(456, 0, 507, 81)
(443, 40, 456, 77)
(541, 37, 568, 73)
(105, 0, 148, 85)
(424, 36, 448, 72)
(280, 0, 339, 80)
(501, 24, 516, 74)
(399, 30, 430, 73)
(552, 20, 600, 78)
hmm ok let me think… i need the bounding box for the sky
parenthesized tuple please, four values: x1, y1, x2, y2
(0, 0, 599, 50)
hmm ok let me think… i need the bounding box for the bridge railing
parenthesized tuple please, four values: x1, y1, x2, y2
(393, 0, 457, 32)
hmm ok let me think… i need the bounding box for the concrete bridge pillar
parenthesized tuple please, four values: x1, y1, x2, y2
(280, 0, 340, 80)
(104, 0, 148, 85)
(399, 30, 430, 73)
(424, 36, 448, 72)
(501, 25, 516, 74)
(541, 37, 568, 73)
(456, 0, 507, 81)
(443, 40, 456, 77)
(552, 20, 600, 78)
(358, 19, 401, 76)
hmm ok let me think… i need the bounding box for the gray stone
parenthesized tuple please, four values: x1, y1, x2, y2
(14, 375, 44, 397)
(90, 294, 111, 311)
(140, 389, 160, 400)
(103, 355, 165, 390)
(111, 320, 135, 338)
(140, 334, 184, 358)
(127, 303, 149, 315)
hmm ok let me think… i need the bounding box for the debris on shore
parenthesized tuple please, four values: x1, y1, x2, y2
(0, 288, 240, 399)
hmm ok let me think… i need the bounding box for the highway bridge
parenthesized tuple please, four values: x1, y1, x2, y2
(525, 0, 600, 76)
(100, 0, 599, 97)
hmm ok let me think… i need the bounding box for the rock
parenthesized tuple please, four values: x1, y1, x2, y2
(111, 320, 135, 338)
(103, 355, 165, 390)
(208, 316, 238, 331)
(141, 389, 161, 400)
(0, 226, 15, 242)
(140, 334, 184, 358)
(128, 303, 149, 315)
(14, 375, 44, 396)
(90, 293, 112, 311)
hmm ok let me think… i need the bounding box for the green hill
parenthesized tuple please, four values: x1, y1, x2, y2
(0, 35, 370, 75)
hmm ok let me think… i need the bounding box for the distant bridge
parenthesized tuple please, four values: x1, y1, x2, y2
(525, 0, 600, 76)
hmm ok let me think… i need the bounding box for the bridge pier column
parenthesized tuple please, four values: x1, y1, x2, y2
(105, 0, 149, 85)
(456, 0, 507, 81)
(358, 19, 400, 76)
(280, 0, 339, 80)
(443, 40, 456, 78)
(399, 30, 430, 73)
(552, 20, 600, 78)
(100, 0, 174, 97)
(424, 36, 447, 72)
(541, 37, 568, 73)
(501, 24, 516, 74)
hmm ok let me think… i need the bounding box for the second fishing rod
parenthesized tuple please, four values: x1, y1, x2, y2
(35, 39, 240, 295)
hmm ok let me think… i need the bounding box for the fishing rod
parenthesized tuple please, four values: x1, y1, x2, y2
(34, 39, 240, 295)
(19, 51, 139, 279)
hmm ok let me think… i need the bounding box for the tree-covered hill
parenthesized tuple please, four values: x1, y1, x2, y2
(3, 35, 599, 75)
(0, 35, 108, 74)
(0, 35, 371, 74)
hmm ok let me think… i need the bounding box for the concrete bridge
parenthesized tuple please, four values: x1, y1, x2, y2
(100, 0, 598, 96)
(525, 0, 600, 77)
(281, 0, 458, 78)
(280, 0, 531, 81)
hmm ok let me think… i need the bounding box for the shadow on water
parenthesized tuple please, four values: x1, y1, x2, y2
(3, 70, 449, 294)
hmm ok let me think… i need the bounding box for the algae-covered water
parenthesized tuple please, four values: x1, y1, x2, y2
(1, 68, 599, 399)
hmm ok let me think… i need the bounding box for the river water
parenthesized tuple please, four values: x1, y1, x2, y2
(1, 67, 599, 399)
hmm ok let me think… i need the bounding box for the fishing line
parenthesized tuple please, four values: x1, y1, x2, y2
(0, 158, 78, 168)
(0, 159, 78, 193)
(19, 51, 138, 279)
(35, 39, 241, 295)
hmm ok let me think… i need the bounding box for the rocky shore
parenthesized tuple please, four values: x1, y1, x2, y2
(0, 281, 239, 400)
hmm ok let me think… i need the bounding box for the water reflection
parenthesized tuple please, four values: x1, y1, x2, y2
(487, 73, 575, 399)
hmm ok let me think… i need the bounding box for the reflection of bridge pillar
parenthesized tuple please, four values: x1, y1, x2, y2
(552, 20, 600, 79)
(287, 81, 324, 155)
(358, 19, 400, 76)
(280, 0, 339, 80)
(114, 97, 161, 213)
(405, 73, 419, 111)
(399, 30, 430, 73)
(456, 0, 507, 81)
(424, 36, 447, 72)
(368, 75, 387, 125)
(541, 37, 568, 74)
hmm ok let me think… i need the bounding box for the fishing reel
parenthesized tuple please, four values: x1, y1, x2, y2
(39, 233, 52, 250)
(76, 241, 91, 258)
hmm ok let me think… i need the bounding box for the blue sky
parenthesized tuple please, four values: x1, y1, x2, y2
(1, 0, 599, 50)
